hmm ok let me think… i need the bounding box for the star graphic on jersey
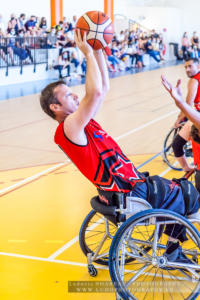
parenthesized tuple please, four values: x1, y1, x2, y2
(94, 149, 140, 190)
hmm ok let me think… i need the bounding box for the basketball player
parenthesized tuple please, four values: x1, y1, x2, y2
(172, 58, 200, 171)
(161, 75, 200, 192)
(40, 30, 199, 264)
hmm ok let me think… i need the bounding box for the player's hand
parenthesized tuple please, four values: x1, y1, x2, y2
(174, 118, 182, 128)
(74, 29, 93, 58)
(161, 75, 184, 105)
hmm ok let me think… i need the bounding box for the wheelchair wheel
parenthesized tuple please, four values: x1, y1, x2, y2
(109, 209, 200, 300)
(162, 127, 193, 171)
(79, 209, 118, 265)
(80, 210, 164, 266)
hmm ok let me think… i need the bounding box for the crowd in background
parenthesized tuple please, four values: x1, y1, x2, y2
(0, 13, 178, 79)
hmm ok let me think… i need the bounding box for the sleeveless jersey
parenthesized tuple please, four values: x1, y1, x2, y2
(192, 72, 200, 110)
(192, 140, 200, 170)
(54, 119, 144, 192)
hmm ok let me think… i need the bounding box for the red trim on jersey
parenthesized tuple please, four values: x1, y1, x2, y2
(192, 140, 200, 170)
(54, 119, 144, 192)
(192, 72, 200, 110)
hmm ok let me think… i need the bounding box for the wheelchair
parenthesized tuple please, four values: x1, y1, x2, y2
(162, 123, 193, 171)
(79, 173, 200, 300)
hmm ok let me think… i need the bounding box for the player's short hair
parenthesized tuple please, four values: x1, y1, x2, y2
(185, 57, 199, 64)
(40, 80, 66, 119)
(191, 124, 200, 144)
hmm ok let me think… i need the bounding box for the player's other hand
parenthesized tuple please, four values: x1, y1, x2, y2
(161, 75, 184, 105)
(74, 29, 93, 58)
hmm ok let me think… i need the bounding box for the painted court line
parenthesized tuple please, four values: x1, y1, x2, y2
(0, 252, 189, 281)
(48, 165, 172, 260)
(0, 162, 69, 196)
(0, 109, 177, 196)
(48, 217, 104, 260)
(115, 110, 178, 141)
(0, 252, 107, 270)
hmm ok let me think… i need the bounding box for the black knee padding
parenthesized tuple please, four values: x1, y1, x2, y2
(172, 134, 187, 157)
(195, 170, 200, 193)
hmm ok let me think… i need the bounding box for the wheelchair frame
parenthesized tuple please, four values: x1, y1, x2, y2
(79, 170, 200, 299)
(162, 124, 193, 171)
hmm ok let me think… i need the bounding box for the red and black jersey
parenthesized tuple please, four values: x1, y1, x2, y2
(192, 72, 200, 110)
(192, 140, 200, 170)
(54, 119, 144, 192)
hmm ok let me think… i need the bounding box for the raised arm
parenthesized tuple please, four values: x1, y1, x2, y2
(93, 50, 110, 96)
(175, 78, 198, 125)
(161, 75, 200, 131)
(63, 30, 105, 144)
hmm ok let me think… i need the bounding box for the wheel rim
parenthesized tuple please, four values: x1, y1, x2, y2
(110, 211, 200, 300)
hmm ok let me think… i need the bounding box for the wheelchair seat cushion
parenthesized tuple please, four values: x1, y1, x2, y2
(90, 196, 126, 225)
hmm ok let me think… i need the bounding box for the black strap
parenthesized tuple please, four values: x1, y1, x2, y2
(145, 176, 166, 208)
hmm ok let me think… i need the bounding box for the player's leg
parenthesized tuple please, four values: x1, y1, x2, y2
(172, 121, 193, 171)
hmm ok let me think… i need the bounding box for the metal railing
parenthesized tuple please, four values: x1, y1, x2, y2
(0, 37, 48, 75)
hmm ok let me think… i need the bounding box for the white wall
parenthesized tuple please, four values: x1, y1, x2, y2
(63, 0, 104, 21)
(114, 0, 200, 43)
(114, 3, 182, 44)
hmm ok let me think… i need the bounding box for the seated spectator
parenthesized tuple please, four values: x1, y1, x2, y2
(47, 27, 58, 48)
(25, 16, 37, 32)
(56, 21, 64, 31)
(71, 47, 86, 76)
(150, 29, 159, 39)
(119, 43, 131, 70)
(7, 14, 18, 34)
(57, 30, 66, 47)
(191, 31, 200, 58)
(117, 30, 125, 43)
(13, 37, 33, 63)
(53, 51, 70, 78)
(39, 17, 47, 32)
(18, 14, 26, 31)
(71, 15, 77, 29)
(144, 37, 161, 63)
(64, 22, 73, 34)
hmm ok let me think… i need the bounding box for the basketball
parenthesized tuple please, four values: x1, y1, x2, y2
(76, 11, 114, 51)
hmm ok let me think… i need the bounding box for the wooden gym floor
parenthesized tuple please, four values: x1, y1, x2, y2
(0, 64, 198, 299)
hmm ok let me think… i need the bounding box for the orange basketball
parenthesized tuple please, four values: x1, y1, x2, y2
(76, 11, 114, 50)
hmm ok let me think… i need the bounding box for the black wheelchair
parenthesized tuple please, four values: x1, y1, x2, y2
(79, 172, 200, 300)
(162, 123, 193, 171)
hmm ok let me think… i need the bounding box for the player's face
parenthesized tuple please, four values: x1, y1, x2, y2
(54, 84, 79, 115)
(185, 60, 199, 77)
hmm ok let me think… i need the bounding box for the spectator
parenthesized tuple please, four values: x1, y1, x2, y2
(25, 16, 37, 31)
(117, 30, 125, 43)
(53, 50, 70, 78)
(181, 32, 191, 60)
(7, 14, 18, 34)
(39, 17, 47, 31)
(71, 47, 86, 76)
(56, 21, 64, 31)
(18, 14, 26, 31)
(71, 15, 77, 29)
(144, 37, 161, 63)
(47, 27, 58, 48)
(191, 31, 200, 58)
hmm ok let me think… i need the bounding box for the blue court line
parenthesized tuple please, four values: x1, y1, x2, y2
(136, 151, 162, 170)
